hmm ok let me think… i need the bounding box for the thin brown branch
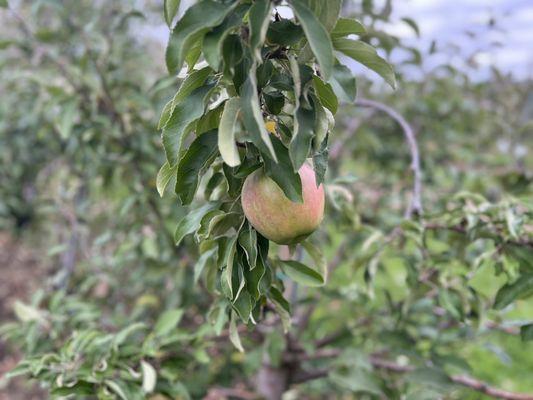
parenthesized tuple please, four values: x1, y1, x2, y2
(284, 348, 340, 363)
(205, 386, 259, 400)
(291, 368, 329, 384)
(293, 352, 533, 400)
(355, 98, 423, 218)
(449, 375, 533, 400)
(315, 329, 350, 348)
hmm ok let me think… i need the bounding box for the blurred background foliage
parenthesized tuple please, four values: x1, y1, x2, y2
(0, 0, 531, 399)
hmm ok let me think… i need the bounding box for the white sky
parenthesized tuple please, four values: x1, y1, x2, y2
(387, 0, 533, 80)
(140, 0, 533, 81)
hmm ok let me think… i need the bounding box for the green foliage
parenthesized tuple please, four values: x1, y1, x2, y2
(157, 0, 394, 334)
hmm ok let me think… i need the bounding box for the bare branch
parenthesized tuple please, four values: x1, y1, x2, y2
(205, 386, 259, 400)
(355, 98, 423, 218)
(450, 375, 533, 400)
(291, 368, 329, 384)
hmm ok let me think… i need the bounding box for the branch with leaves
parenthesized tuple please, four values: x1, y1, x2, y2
(285, 349, 533, 400)
(157, 0, 396, 339)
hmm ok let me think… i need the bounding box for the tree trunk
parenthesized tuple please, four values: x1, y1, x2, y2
(256, 363, 288, 400)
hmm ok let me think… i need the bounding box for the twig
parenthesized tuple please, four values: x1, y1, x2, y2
(292, 352, 533, 400)
(284, 348, 340, 363)
(449, 375, 533, 400)
(204, 387, 259, 400)
(291, 368, 329, 384)
(355, 98, 423, 218)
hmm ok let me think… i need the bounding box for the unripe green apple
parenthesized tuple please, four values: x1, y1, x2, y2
(241, 163, 325, 245)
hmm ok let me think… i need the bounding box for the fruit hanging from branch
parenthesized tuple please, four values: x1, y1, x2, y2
(242, 163, 324, 245)
(157, 0, 396, 331)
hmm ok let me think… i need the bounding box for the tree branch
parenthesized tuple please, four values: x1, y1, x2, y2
(355, 98, 423, 218)
(425, 223, 533, 249)
(205, 386, 259, 400)
(292, 351, 533, 400)
(449, 375, 533, 400)
(291, 368, 329, 384)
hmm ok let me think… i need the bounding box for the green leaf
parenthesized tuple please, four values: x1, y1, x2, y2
(331, 18, 366, 38)
(175, 130, 219, 205)
(331, 368, 383, 395)
(159, 66, 212, 130)
(205, 212, 243, 240)
(312, 75, 338, 114)
(279, 260, 324, 286)
(164, 0, 181, 27)
(233, 291, 252, 323)
(174, 202, 218, 245)
(521, 324, 533, 341)
(312, 135, 329, 185)
(333, 38, 396, 89)
(105, 380, 129, 400)
(4, 362, 30, 380)
(185, 33, 203, 70)
(248, 0, 273, 62)
(203, 5, 248, 70)
(302, 240, 327, 282)
(218, 97, 241, 167)
(267, 20, 304, 46)
(238, 226, 258, 270)
(244, 256, 265, 300)
(289, 0, 334, 80)
(229, 311, 244, 352)
(156, 162, 177, 197)
(172, 67, 213, 108)
(264, 136, 303, 203)
(114, 322, 147, 347)
(240, 64, 277, 161)
(329, 64, 357, 103)
(196, 102, 225, 135)
(158, 99, 174, 130)
(0, 0, 8, 8)
(290, 98, 317, 171)
(154, 309, 184, 336)
(54, 100, 77, 140)
(494, 273, 533, 310)
(194, 247, 217, 283)
(141, 360, 157, 393)
(13, 301, 46, 324)
(401, 17, 420, 37)
(51, 382, 95, 396)
(269, 287, 291, 332)
(406, 368, 453, 391)
(218, 235, 238, 267)
(224, 35, 245, 80)
(165, 0, 234, 74)
(263, 92, 285, 115)
(313, 96, 329, 149)
(299, 0, 341, 31)
(162, 83, 214, 165)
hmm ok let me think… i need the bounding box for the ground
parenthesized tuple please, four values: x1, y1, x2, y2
(0, 233, 47, 399)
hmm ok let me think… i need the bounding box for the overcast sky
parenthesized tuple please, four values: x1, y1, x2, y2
(389, 0, 533, 80)
(141, 0, 532, 81)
